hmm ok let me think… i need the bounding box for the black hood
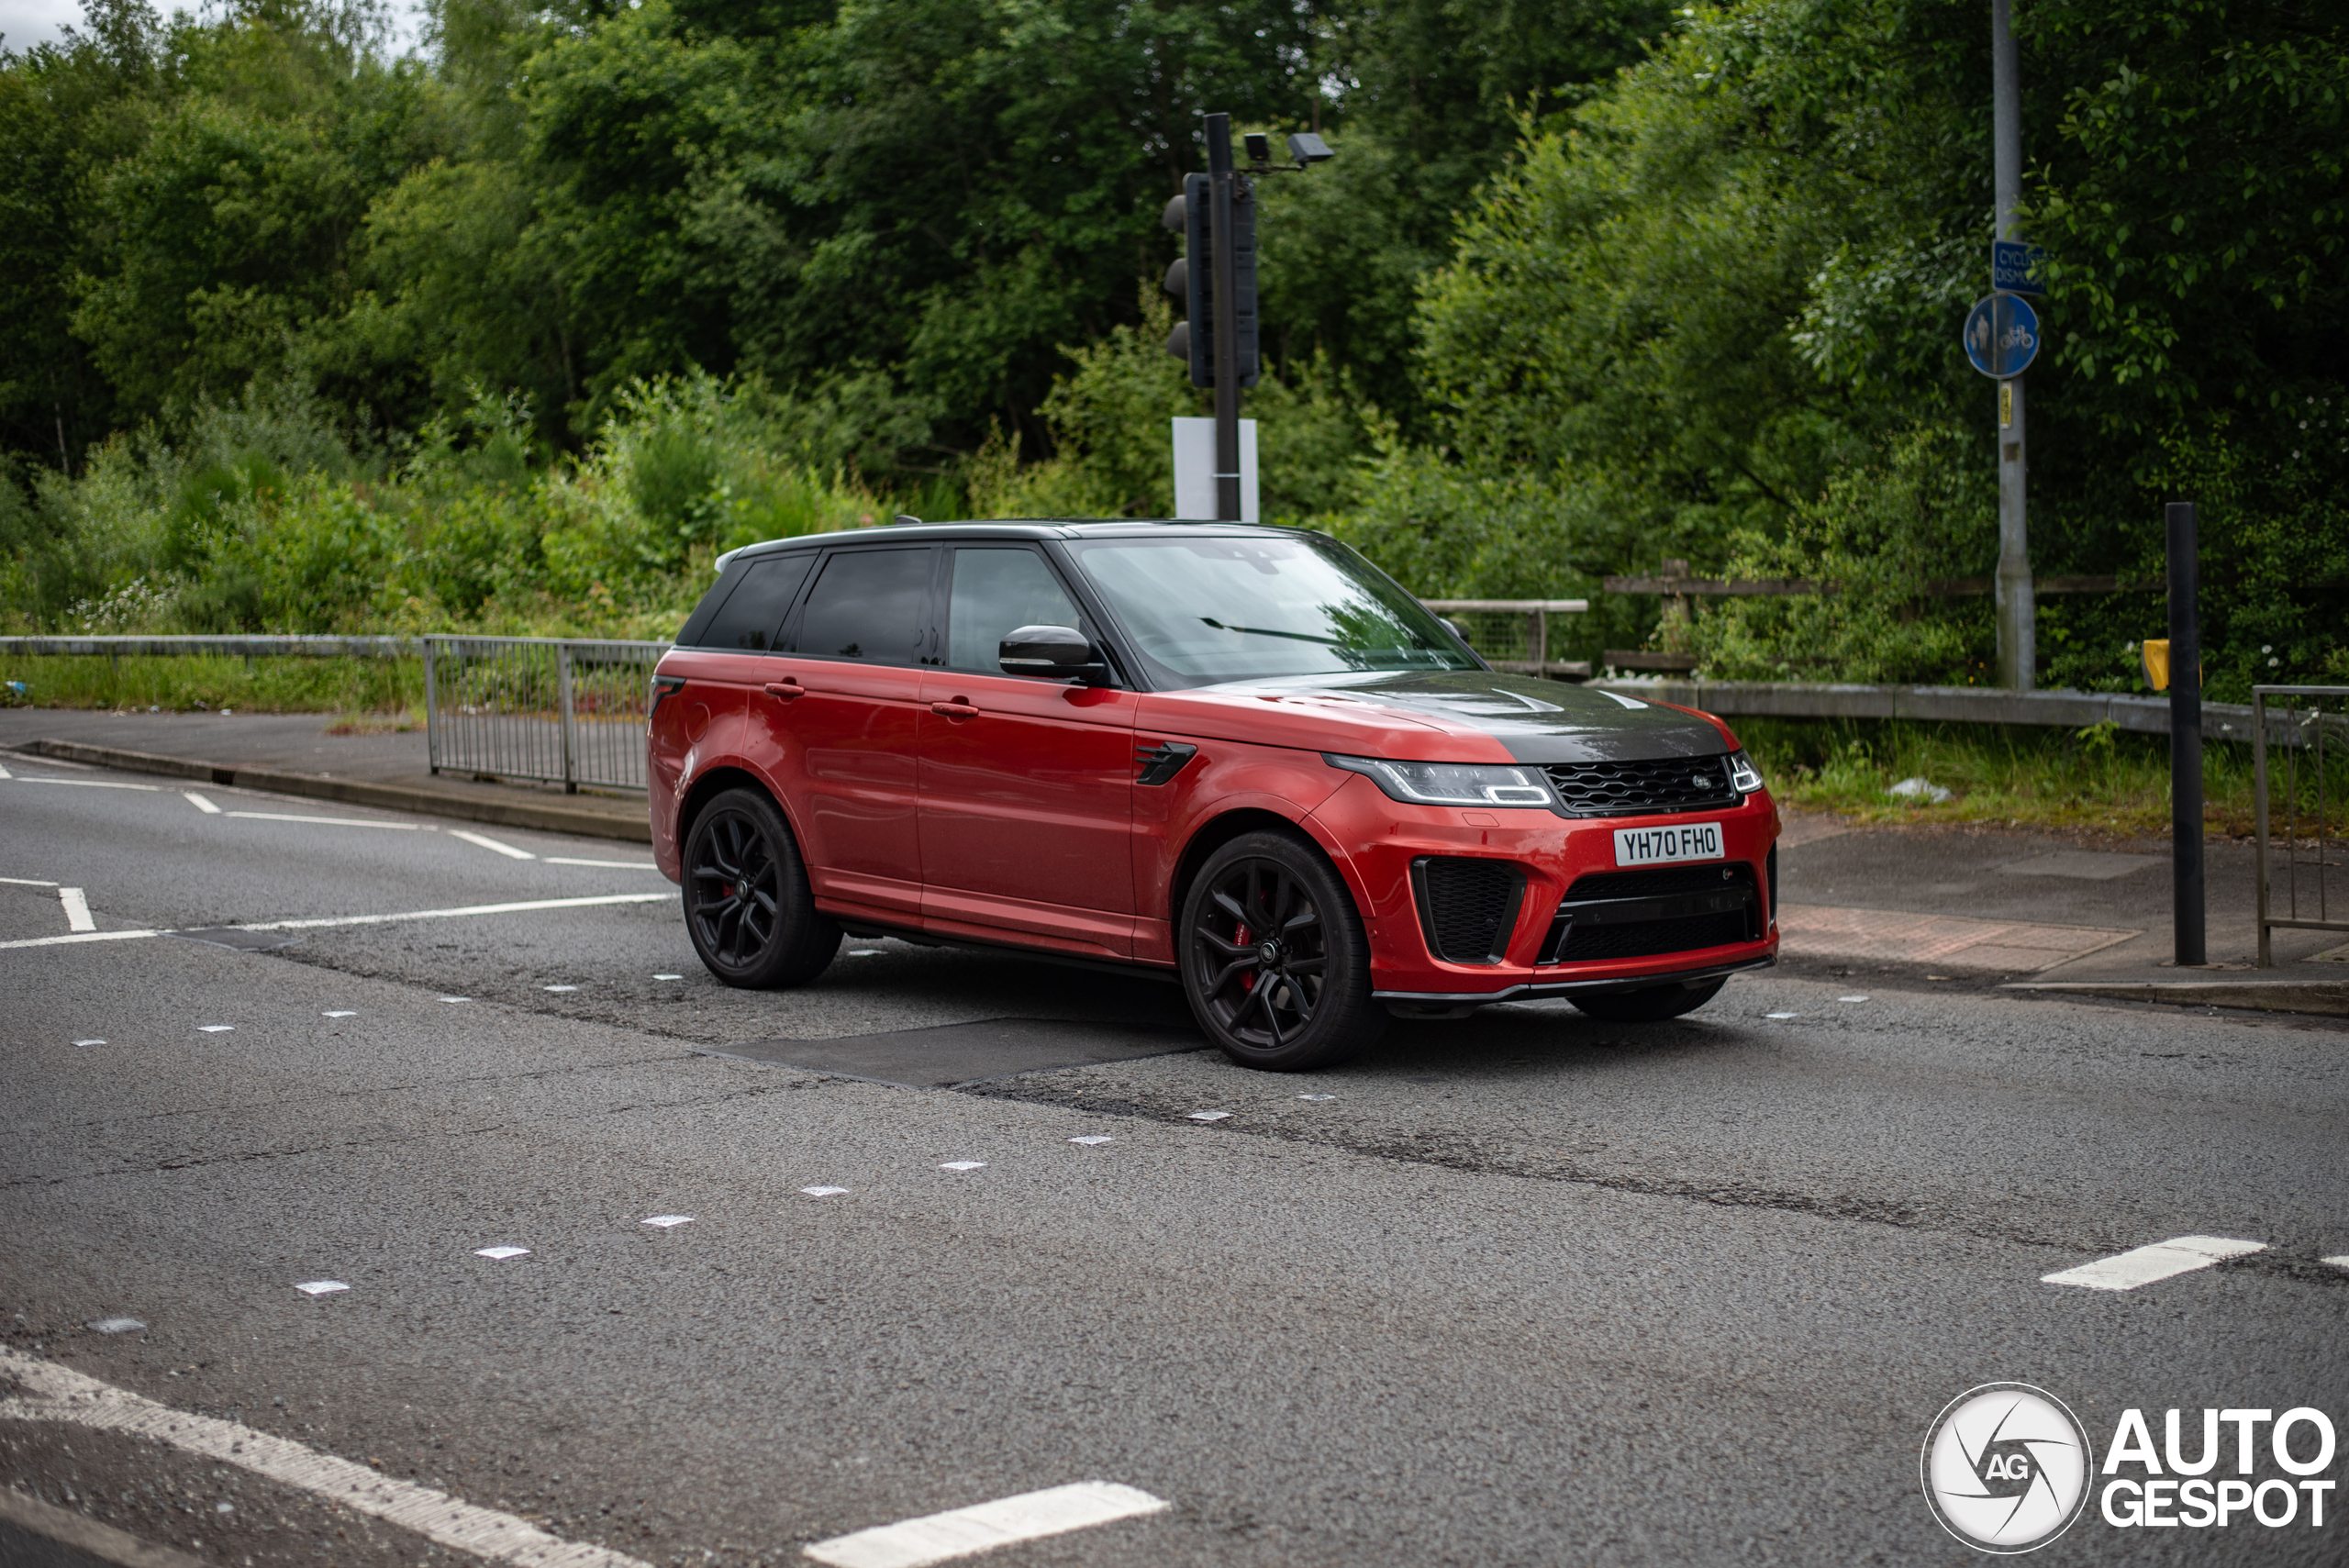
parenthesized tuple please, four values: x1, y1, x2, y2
(1213, 670, 1731, 764)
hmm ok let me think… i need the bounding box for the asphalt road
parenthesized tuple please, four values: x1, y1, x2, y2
(4, 751, 2345, 1567)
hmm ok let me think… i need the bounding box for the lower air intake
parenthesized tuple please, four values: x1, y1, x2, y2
(1412, 857, 1525, 965)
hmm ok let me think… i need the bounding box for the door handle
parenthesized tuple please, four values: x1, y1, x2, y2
(763, 681, 805, 701)
(930, 699, 979, 718)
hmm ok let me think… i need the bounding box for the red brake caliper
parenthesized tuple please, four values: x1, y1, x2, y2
(1236, 921, 1253, 991)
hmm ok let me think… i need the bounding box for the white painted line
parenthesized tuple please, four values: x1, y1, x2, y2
(238, 893, 673, 933)
(475, 1247, 530, 1261)
(73, 1040, 106, 1047)
(653, 973, 683, 980)
(939, 1162, 985, 1172)
(640, 1216, 692, 1229)
(1068, 1136, 1114, 1146)
(1837, 995, 1869, 1002)
(802, 1481, 1169, 1568)
(1298, 1094, 1335, 1101)
(197, 1025, 234, 1033)
(0, 761, 9, 778)
(0, 875, 58, 886)
(1187, 1110, 1232, 1122)
(323, 1011, 356, 1018)
(2321, 1255, 2349, 1271)
(543, 984, 579, 992)
(293, 1281, 348, 1296)
(184, 791, 222, 814)
(451, 829, 536, 861)
(1764, 1012, 1798, 1019)
(17, 777, 160, 790)
(228, 811, 418, 830)
(440, 996, 470, 1005)
(0, 1349, 652, 1568)
(0, 929, 160, 951)
(543, 857, 660, 870)
(2042, 1235, 2267, 1290)
(85, 1318, 144, 1334)
(57, 887, 95, 933)
(800, 1186, 850, 1198)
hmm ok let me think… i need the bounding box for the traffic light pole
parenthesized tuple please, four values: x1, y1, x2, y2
(1205, 114, 1242, 521)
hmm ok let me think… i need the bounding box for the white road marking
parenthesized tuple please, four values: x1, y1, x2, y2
(640, 1216, 692, 1228)
(1837, 995, 1869, 1002)
(238, 893, 673, 933)
(57, 887, 95, 932)
(73, 1040, 106, 1047)
(0, 929, 160, 951)
(800, 1186, 850, 1197)
(323, 1010, 357, 1018)
(440, 996, 471, 1004)
(543, 984, 580, 992)
(1068, 1136, 1114, 1146)
(0, 875, 60, 886)
(2042, 1235, 2268, 1290)
(802, 1481, 1170, 1568)
(543, 857, 659, 870)
(653, 973, 683, 980)
(475, 1247, 530, 1260)
(1764, 1012, 1798, 1019)
(1187, 1110, 1232, 1122)
(197, 1025, 234, 1033)
(1298, 1094, 1335, 1101)
(0, 761, 10, 778)
(228, 811, 418, 829)
(0, 1349, 652, 1568)
(2320, 1255, 2349, 1271)
(17, 777, 160, 790)
(452, 829, 536, 860)
(85, 1318, 144, 1334)
(939, 1162, 985, 1172)
(293, 1281, 348, 1296)
(184, 791, 222, 813)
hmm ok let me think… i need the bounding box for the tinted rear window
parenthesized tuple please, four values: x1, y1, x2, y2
(689, 554, 815, 651)
(791, 548, 932, 663)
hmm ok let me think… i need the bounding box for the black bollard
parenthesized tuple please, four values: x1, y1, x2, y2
(2166, 501, 2205, 965)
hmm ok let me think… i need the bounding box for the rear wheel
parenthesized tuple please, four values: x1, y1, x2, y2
(683, 787, 839, 988)
(1568, 976, 1727, 1022)
(1179, 830, 1386, 1071)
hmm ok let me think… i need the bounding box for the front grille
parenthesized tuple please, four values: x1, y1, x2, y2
(1539, 863, 1760, 964)
(1413, 857, 1524, 965)
(1555, 909, 1752, 962)
(1543, 756, 1741, 817)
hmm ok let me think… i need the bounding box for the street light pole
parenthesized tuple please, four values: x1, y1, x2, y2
(1991, 0, 2034, 689)
(1205, 113, 1242, 522)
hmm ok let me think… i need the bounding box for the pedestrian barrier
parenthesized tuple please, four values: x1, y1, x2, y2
(2252, 684, 2349, 966)
(423, 636, 669, 794)
(1420, 600, 1590, 680)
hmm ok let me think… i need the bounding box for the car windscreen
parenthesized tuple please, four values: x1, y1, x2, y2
(1063, 534, 1478, 683)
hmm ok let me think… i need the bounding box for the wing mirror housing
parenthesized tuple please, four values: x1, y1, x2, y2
(999, 624, 1108, 684)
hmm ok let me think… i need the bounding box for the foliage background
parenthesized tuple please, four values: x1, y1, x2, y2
(2, 0, 2342, 700)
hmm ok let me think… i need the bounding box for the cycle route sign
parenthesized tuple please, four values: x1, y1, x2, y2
(1964, 292, 2040, 378)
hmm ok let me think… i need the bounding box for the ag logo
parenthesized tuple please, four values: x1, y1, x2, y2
(1921, 1383, 2094, 1552)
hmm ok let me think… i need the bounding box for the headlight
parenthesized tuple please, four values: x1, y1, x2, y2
(1729, 750, 1762, 794)
(1324, 754, 1554, 808)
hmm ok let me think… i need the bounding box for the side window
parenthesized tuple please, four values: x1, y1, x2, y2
(947, 548, 1083, 674)
(791, 548, 932, 664)
(693, 554, 815, 651)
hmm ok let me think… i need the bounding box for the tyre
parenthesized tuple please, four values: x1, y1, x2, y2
(1568, 975, 1727, 1022)
(1178, 829, 1387, 1071)
(682, 786, 839, 988)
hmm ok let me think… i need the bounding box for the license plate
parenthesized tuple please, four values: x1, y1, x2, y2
(1613, 822, 1724, 867)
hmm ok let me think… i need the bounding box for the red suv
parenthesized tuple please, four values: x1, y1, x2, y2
(649, 522, 1778, 1069)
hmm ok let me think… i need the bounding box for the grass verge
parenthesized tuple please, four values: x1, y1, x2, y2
(1, 654, 424, 717)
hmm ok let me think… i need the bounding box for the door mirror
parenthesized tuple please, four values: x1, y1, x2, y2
(999, 624, 1108, 684)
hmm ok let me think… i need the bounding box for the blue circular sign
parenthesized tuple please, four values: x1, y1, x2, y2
(1964, 293, 2040, 377)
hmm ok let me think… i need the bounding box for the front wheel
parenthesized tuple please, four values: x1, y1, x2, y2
(682, 787, 839, 988)
(1568, 976, 1727, 1022)
(1178, 830, 1386, 1071)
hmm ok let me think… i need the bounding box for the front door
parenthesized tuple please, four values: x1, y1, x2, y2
(917, 545, 1137, 956)
(754, 544, 934, 920)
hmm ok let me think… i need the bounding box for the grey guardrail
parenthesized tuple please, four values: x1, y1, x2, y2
(1592, 678, 2273, 741)
(0, 635, 423, 657)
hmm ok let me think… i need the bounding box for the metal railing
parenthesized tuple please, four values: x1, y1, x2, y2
(1421, 599, 1591, 680)
(2253, 684, 2349, 966)
(424, 637, 668, 794)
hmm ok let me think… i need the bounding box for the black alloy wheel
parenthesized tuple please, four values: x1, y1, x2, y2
(1568, 975, 1727, 1022)
(1179, 830, 1386, 1071)
(682, 786, 839, 988)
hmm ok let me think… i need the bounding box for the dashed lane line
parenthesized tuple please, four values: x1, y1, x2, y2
(2041, 1235, 2268, 1290)
(0, 875, 61, 886)
(0, 1349, 652, 1568)
(451, 829, 536, 860)
(545, 857, 662, 870)
(57, 887, 95, 933)
(0, 893, 672, 951)
(802, 1482, 1170, 1568)
(228, 810, 420, 830)
(12, 776, 161, 790)
(184, 791, 222, 813)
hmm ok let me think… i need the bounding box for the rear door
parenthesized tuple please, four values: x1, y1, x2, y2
(917, 544, 1138, 956)
(754, 544, 935, 921)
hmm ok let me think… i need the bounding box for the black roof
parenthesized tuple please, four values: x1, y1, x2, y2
(721, 518, 1306, 564)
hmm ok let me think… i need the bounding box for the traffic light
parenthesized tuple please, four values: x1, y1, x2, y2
(1161, 172, 1258, 389)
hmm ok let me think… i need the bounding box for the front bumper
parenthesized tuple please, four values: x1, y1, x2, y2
(1307, 773, 1781, 1001)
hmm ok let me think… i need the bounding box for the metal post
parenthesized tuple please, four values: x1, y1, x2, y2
(2254, 688, 2271, 966)
(2167, 501, 2204, 965)
(1205, 113, 1241, 522)
(1659, 558, 1693, 653)
(556, 643, 579, 795)
(1529, 606, 1546, 676)
(1992, 0, 2034, 690)
(423, 637, 440, 776)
